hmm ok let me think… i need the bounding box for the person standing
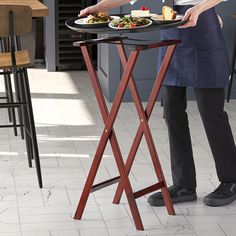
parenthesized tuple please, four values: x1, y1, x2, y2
(80, 0, 236, 207)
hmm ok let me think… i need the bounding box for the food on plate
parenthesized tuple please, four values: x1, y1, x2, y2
(131, 6, 150, 17)
(151, 6, 177, 21)
(130, 5, 178, 22)
(131, 10, 150, 17)
(87, 12, 112, 23)
(162, 6, 177, 20)
(111, 17, 151, 28)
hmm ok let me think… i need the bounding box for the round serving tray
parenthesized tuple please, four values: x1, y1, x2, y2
(65, 16, 187, 34)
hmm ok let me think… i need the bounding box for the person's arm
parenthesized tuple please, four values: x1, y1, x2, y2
(80, 0, 132, 16)
(179, 0, 223, 28)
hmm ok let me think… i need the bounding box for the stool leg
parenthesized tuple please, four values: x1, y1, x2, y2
(14, 75, 24, 139)
(22, 68, 42, 188)
(14, 36, 25, 139)
(18, 71, 33, 168)
(1, 39, 12, 122)
(227, 32, 236, 102)
(4, 75, 12, 122)
(1, 38, 18, 135)
(6, 74, 18, 136)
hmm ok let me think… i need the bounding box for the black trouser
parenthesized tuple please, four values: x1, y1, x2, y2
(162, 86, 236, 189)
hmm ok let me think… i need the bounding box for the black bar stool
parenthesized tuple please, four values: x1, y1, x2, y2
(227, 14, 236, 102)
(0, 5, 43, 188)
(0, 37, 19, 135)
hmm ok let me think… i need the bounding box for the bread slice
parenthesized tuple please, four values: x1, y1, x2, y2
(162, 6, 176, 20)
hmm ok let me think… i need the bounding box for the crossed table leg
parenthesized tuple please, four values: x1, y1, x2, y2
(73, 37, 180, 231)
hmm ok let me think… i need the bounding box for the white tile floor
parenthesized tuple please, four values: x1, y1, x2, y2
(0, 68, 236, 236)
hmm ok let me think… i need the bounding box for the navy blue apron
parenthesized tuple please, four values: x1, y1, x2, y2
(158, 6, 230, 88)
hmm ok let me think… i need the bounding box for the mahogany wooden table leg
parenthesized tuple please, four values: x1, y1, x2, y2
(78, 45, 130, 189)
(74, 46, 144, 230)
(113, 43, 178, 216)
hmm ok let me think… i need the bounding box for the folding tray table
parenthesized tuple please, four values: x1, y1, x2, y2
(66, 17, 185, 230)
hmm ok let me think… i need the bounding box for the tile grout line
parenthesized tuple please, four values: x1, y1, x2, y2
(217, 222, 228, 236)
(177, 205, 198, 236)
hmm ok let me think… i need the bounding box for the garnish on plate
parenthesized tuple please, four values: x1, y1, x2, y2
(140, 6, 150, 11)
(87, 12, 112, 24)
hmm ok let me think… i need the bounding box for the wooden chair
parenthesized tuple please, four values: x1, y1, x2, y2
(0, 5, 42, 188)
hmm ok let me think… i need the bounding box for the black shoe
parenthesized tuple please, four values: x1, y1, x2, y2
(203, 182, 236, 207)
(148, 185, 197, 207)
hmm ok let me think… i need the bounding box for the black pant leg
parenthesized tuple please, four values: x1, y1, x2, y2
(163, 86, 197, 189)
(194, 88, 236, 183)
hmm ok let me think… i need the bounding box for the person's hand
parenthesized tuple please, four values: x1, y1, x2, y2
(178, 6, 202, 28)
(79, 6, 97, 17)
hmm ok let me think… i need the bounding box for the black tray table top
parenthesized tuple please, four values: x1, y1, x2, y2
(66, 16, 187, 34)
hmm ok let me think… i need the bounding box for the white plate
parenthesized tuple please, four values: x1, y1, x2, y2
(75, 16, 120, 27)
(151, 14, 183, 23)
